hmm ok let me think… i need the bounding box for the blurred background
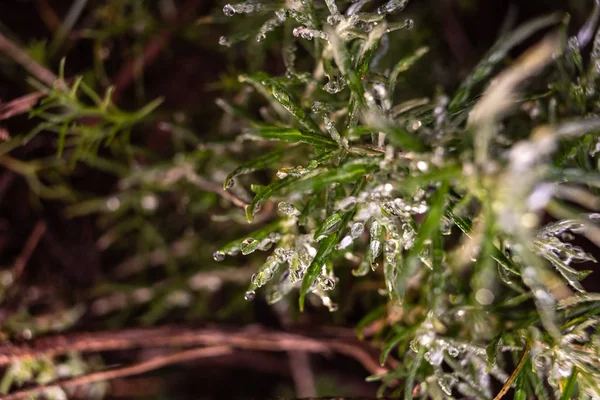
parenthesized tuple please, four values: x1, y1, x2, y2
(0, 0, 595, 399)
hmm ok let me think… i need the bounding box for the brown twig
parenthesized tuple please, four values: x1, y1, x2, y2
(0, 32, 58, 87)
(3, 346, 232, 400)
(0, 90, 47, 121)
(493, 345, 530, 400)
(0, 326, 386, 375)
(12, 221, 47, 281)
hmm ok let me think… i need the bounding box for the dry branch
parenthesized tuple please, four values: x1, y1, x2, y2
(0, 326, 388, 376)
(3, 346, 232, 400)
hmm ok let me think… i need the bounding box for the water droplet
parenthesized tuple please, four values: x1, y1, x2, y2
(106, 196, 120, 211)
(225, 178, 235, 189)
(263, 267, 273, 280)
(440, 216, 452, 236)
(436, 373, 456, 396)
(213, 250, 226, 262)
(256, 32, 266, 42)
(223, 4, 235, 16)
(141, 194, 159, 211)
(321, 277, 336, 290)
(338, 196, 357, 211)
(219, 36, 230, 47)
(475, 288, 494, 305)
(385, 239, 397, 254)
(323, 76, 345, 94)
(244, 290, 256, 301)
(416, 160, 428, 172)
(403, 18, 414, 30)
(241, 238, 258, 255)
(447, 347, 459, 357)
(278, 201, 299, 216)
(293, 26, 313, 40)
(336, 235, 353, 250)
(370, 240, 381, 260)
(425, 350, 443, 366)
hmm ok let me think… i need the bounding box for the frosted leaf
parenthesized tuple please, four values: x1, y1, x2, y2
(213, 250, 226, 262)
(336, 235, 353, 250)
(244, 290, 256, 301)
(222, 1, 264, 16)
(256, 12, 288, 42)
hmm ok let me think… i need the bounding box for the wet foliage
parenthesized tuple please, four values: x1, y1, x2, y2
(0, 0, 599, 399)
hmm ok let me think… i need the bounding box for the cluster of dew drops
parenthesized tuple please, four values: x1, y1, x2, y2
(212, 175, 454, 310)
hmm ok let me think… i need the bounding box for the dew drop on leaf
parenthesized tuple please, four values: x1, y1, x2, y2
(336, 235, 353, 250)
(350, 222, 365, 238)
(213, 250, 226, 262)
(223, 4, 235, 16)
(219, 36, 230, 46)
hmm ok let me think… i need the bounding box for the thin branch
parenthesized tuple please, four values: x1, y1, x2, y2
(0, 326, 386, 375)
(0, 32, 58, 87)
(3, 346, 232, 400)
(0, 90, 46, 121)
(12, 221, 46, 281)
(493, 345, 530, 400)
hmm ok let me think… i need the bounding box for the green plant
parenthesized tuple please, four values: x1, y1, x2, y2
(214, 0, 600, 398)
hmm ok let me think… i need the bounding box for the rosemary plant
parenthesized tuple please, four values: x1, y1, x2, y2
(214, 0, 600, 398)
